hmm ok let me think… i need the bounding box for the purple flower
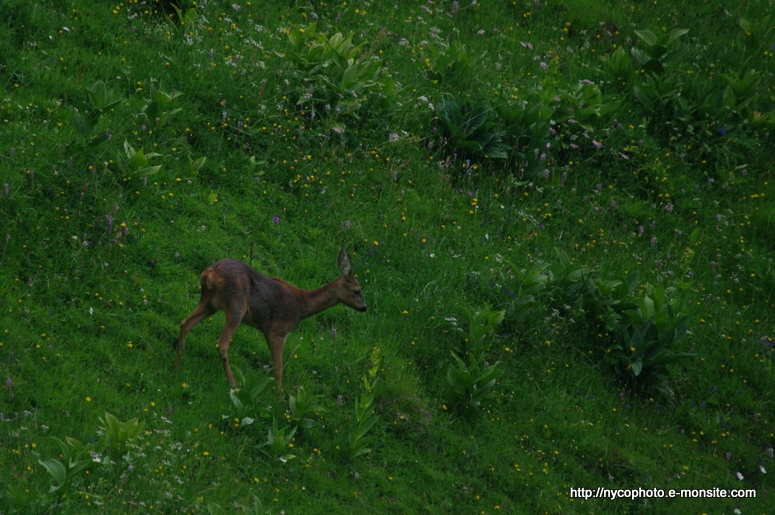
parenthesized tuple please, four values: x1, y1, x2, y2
(272, 215, 280, 223)
(540, 62, 548, 71)
(592, 140, 602, 150)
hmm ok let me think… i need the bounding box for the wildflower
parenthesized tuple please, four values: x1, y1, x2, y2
(736, 471, 744, 480)
(592, 140, 602, 150)
(520, 41, 533, 50)
(272, 216, 280, 223)
(540, 62, 548, 71)
(477, 30, 485, 35)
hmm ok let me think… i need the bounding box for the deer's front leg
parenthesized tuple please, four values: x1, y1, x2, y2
(217, 311, 244, 388)
(266, 324, 293, 392)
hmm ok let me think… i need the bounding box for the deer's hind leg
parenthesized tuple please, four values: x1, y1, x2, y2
(175, 300, 217, 373)
(217, 302, 249, 388)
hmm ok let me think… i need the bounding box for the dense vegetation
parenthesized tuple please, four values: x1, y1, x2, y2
(1, 0, 773, 513)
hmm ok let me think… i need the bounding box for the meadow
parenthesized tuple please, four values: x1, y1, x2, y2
(0, 0, 773, 513)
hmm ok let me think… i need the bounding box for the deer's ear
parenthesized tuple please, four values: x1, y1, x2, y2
(338, 247, 352, 276)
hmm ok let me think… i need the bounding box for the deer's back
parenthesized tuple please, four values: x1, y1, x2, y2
(201, 259, 299, 332)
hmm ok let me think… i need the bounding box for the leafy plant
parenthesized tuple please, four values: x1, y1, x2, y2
(553, 81, 621, 138)
(437, 97, 509, 160)
(422, 40, 473, 84)
(341, 347, 381, 460)
(630, 28, 690, 76)
(38, 436, 97, 495)
(483, 261, 550, 319)
(38, 413, 144, 497)
(342, 392, 379, 460)
(554, 250, 639, 329)
(98, 412, 145, 463)
(167, 3, 197, 27)
(609, 284, 696, 387)
(283, 22, 396, 131)
(497, 98, 554, 173)
(286, 386, 324, 435)
(140, 83, 183, 129)
(224, 367, 274, 429)
(551, 253, 695, 390)
(120, 139, 163, 179)
(72, 80, 123, 144)
(736, 15, 774, 63)
(256, 421, 297, 462)
(445, 307, 505, 417)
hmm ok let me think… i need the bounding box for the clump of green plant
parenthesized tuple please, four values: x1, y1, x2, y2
(341, 347, 381, 461)
(552, 252, 696, 391)
(553, 250, 639, 329)
(421, 40, 473, 84)
(120, 139, 163, 179)
(72, 80, 124, 145)
(140, 83, 183, 130)
(497, 97, 554, 173)
(480, 261, 550, 319)
(283, 22, 397, 132)
(445, 307, 505, 417)
(609, 284, 696, 391)
(286, 386, 324, 436)
(256, 421, 298, 463)
(38, 413, 144, 497)
(437, 97, 509, 160)
(223, 367, 274, 430)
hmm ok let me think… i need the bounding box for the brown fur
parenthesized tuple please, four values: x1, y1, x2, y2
(174, 247, 367, 390)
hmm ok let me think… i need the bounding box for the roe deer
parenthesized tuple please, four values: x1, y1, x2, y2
(174, 246, 367, 390)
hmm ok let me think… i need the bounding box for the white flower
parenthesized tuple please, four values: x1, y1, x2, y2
(736, 471, 744, 480)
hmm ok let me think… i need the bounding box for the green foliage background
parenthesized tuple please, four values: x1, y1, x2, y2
(0, 0, 773, 513)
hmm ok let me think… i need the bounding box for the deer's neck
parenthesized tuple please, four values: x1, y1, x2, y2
(298, 278, 342, 320)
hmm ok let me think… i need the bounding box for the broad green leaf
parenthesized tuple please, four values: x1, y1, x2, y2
(39, 459, 69, 492)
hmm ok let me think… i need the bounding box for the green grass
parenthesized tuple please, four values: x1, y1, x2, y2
(1, 0, 774, 513)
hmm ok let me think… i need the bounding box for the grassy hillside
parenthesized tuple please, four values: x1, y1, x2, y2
(1, 0, 773, 513)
